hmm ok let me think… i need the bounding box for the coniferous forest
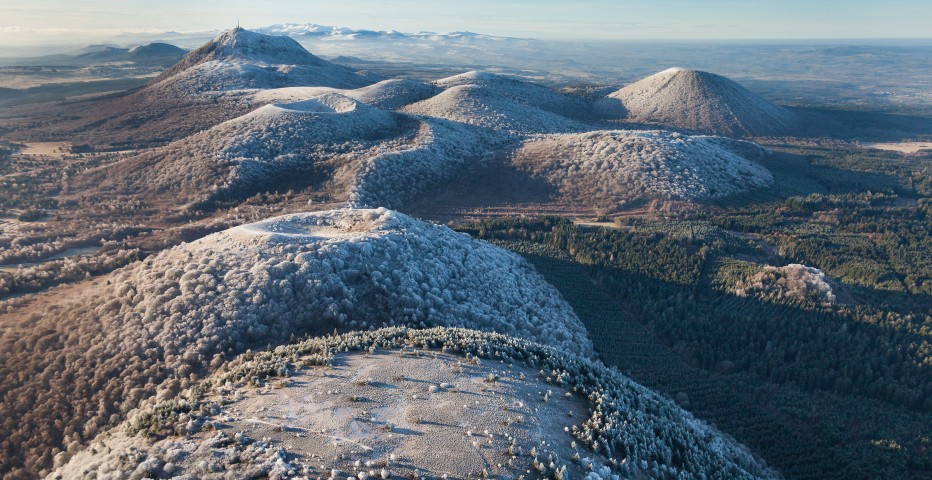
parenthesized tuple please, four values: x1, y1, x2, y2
(459, 144, 932, 480)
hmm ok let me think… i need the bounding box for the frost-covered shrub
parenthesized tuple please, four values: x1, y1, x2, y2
(0, 248, 141, 298)
(736, 263, 836, 307)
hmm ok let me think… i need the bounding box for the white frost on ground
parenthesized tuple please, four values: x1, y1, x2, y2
(404, 71, 589, 135)
(2, 210, 593, 480)
(187, 208, 592, 355)
(736, 263, 837, 307)
(513, 130, 773, 204)
(349, 117, 493, 208)
(249, 78, 442, 112)
(56, 351, 609, 479)
(116, 93, 490, 209)
(53, 328, 779, 480)
(351, 78, 444, 111)
(597, 67, 797, 136)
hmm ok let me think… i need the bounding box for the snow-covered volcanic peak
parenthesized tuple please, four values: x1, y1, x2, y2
(56, 328, 779, 480)
(203, 92, 401, 168)
(247, 77, 442, 111)
(263, 94, 359, 114)
(155, 208, 593, 355)
(404, 70, 588, 134)
(148, 27, 374, 94)
(347, 115, 493, 208)
(513, 130, 773, 204)
(195, 27, 326, 64)
(598, 67, 797, 137)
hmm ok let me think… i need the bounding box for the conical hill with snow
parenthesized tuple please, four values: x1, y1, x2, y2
(148, 28, 376, 94)
(512, 130, 774, 206)
(404, 71, 589, 134)
(597, 68, 797, 136)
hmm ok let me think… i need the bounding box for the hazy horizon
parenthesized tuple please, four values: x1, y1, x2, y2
(2, 0, 931, 50)
(2, 29, 931, 60)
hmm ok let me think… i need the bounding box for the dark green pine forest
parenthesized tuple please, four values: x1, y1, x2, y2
(459, 143, 932, 480)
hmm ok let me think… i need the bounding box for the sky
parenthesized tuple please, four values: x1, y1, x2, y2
(1, 0, 930, 46)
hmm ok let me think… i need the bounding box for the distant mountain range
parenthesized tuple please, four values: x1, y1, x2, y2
(255, 23, 522, 43)
(0, 42, 186, 67)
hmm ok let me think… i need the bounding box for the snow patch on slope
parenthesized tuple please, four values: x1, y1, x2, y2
(513, 130, 773, 204)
